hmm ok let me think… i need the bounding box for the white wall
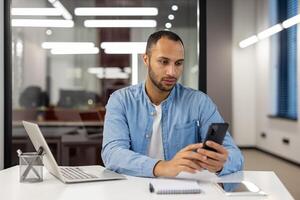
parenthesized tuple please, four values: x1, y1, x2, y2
(233, 0, 300, 164)
(0, 0, 4, 170)
(232, 0, 257, 146)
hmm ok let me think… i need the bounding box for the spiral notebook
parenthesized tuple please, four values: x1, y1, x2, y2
(149, 179, 201, 194)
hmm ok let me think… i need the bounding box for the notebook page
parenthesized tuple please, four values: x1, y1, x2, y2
(149, 179, 201, 194)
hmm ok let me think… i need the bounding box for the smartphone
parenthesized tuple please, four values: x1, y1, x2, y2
(203, 123, 229, 152)
(216, 181, 267, 196)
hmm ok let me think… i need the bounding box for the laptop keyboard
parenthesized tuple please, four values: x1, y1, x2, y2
(60, 167, 98, 180)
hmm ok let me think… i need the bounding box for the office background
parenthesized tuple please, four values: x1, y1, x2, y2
(3, 0, 205, 167)
(1, 0, 300, 197)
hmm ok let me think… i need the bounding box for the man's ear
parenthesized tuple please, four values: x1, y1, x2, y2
(143, 54, 149, 67)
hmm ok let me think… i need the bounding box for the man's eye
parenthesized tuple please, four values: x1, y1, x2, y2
(175, 61, 183, 66)
(159, 60, 169, 65)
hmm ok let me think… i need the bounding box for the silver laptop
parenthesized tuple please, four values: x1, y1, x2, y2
(22, 121, 126, 183)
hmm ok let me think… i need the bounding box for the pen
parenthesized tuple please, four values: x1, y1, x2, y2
(149, 183, 154, 193)
(37, 147, 44, 155)
(196, 120, 200, 143)
(17, 149, 23, 157)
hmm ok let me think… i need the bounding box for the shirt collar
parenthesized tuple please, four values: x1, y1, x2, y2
(141, 81, 177, 107)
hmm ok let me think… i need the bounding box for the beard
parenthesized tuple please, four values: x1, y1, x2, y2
(148, 62, 177, 92)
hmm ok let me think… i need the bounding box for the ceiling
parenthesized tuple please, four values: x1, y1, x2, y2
(11, 0, 198, 28)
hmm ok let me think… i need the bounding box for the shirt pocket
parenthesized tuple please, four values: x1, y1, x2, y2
(172, 120, 198, 151)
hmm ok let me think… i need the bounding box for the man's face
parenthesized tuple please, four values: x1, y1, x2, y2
(143, 37, 184, 92)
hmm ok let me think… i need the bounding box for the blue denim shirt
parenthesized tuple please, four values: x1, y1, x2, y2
(102, 82, 244, 177)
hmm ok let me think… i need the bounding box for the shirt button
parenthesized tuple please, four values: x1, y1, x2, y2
(150, 111, 156, 116)
(146, 134, 150, 138)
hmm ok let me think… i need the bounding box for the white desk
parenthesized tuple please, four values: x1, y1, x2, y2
(0, 166, 294, 200)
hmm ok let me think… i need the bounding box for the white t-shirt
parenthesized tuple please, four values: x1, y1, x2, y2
(148, 104, 164, 160)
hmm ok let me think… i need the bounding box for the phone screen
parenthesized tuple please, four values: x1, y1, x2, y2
(217, 181, 266, 196)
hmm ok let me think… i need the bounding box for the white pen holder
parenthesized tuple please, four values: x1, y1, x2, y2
(19, 152, 44, 183)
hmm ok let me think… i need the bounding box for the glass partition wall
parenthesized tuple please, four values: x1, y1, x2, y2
(9, 0, 199, 166)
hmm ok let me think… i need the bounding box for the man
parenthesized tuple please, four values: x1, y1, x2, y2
(102, 30, 244, 177)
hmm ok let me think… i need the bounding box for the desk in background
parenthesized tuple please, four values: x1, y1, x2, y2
(0, 166, 294, 200)
(12, 121, 103, 166)
(11, 108, 105, 167)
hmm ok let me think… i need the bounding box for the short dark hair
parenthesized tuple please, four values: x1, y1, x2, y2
(145, 30, 184, 55)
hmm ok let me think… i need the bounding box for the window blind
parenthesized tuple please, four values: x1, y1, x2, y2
(276, 0, 298, 119)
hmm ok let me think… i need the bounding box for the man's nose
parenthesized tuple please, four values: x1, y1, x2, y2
(166, 64, 176, 77)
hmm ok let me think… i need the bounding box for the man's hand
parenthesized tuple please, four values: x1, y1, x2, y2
(153, 143, 206, 177)
(196, 141, 228, 173)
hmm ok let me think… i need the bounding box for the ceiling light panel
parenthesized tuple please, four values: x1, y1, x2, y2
(50, 47, 99, 54)
(48, 0, 72, 20)
(42, 42, 95, 49)
(101, 42, 146, 54)
(11, 19, 74, 28)
(282, 14, 300, 28)
(11, 8, 62, 16)
(257, 24, 283, 40)
(75, 7, 158, 16)
(84, 20, 157, 28)
(239, 36, 258, 48)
